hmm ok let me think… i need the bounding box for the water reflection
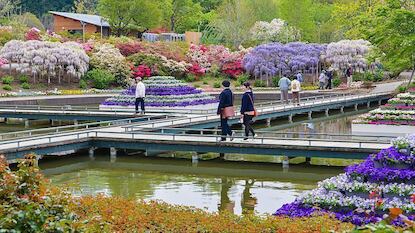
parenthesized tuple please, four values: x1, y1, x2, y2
(41, 155, 341, 215)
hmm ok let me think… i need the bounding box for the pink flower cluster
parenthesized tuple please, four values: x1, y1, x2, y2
(81, 43, 94, 53)
(0, 57, 8, 66)
(25, 28, 41, 41)
(132, 65, 151, 78)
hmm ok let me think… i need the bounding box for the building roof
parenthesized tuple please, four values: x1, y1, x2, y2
(50, 11, 110, 27)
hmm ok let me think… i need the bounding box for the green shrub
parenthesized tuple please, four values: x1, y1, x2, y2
(194, 84, 201, 88)
(398, 85, 407, 93)
(79, 79, 88, 89)
(213, 82, 221, 88)
(236, 74, 249, 86)
(254, 80, 266, 87)
(18, 75, 29, 84)
(85, 69, 115, 89)
(333, 78, 341, 87)
(2, 84, 12, 91)
(185, 74, 196, 82)
(2, 75, 14, 85)
(21, 82, 30, 89)
(202, 80, 208, 85)
(272, 77, 281, 87)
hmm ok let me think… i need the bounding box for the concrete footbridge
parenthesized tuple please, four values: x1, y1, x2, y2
(0, 91, 394, 162)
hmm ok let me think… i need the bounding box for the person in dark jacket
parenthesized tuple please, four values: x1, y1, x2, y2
(217, 80, 234, 141)
(240, 82, 256, 140)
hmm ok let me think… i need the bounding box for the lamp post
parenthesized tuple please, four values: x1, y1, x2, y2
(100, 17, 103, 39)
(80, 21, 86, 43)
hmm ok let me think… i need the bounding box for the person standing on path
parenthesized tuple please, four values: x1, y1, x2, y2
(326, 69, 333, 89)
(296, 71, 303, 83)
(217, 80, 234, 141)
(291, 76, 301, 105)
(319, 70, 327, 90)
(346, 65, 353, 88)
(240, 82, 256, 140)
(278, 75, 291, 104)
(135, 77, 146, 115)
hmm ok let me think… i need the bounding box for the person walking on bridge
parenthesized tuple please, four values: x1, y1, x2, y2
(135, 77, 146, 115)
(278, 74, 291, 104)
(291, 76, 301, 105)
(240, 82, 257, 140)
(217, 80, 234, 142)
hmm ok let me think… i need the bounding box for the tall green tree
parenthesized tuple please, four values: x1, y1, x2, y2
(162, 0, 203, 33)
(20, 0, 73, 18)
(73, 0, 98, 14)
(212, 0, 256, 48)
(245, 0, 278, 22)
(98, 0, 162, 36)
(193, 0, 221, 13)
(277, 0, 316, 42)
(0, 0, 20, 17)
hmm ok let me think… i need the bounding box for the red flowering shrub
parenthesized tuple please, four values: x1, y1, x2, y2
(132, 65, 151, 78)
(116, 42, 143, 56)
(222, 60, 244, 78)
(188, 63, 205, 77)
(25, 28, 41, 41)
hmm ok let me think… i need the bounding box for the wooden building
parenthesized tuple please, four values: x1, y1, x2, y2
(50, 11, 110, 37)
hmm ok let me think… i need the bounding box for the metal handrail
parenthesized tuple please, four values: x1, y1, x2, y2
(0, 128, 390, 151)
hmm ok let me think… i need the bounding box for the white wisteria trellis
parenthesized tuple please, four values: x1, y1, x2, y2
(324, 39, 372, 72)
(0, 40, 89, 84)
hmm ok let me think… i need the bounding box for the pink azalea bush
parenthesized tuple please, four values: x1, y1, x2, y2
(25, 28, 41, 41)
(132, 65, 151, 78)
(0, 57, 8, 66)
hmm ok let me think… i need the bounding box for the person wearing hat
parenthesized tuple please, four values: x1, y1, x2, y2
(135, 77, 146, 115)
(217, 80, 234, 141)
(240, 82, 257, 140)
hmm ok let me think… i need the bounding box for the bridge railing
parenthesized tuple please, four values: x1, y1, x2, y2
(127, 127, 395, 143)
(0, 115, 167, 141)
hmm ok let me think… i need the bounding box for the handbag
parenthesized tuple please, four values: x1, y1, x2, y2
(221, 91, 235, 119)
(247, 94, 258, 117)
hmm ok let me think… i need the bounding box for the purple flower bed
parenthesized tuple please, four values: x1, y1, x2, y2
(122, 86, 202, 96)
(102, 99, 217, 107)
(383, 104, 415, 110)
(345, 159, 415, 183)
(274, 202, 318, 217)
(371, 147, 415, 166)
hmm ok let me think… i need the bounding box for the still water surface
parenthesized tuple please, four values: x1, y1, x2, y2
(4, 108, 369, 214)
(41, 155, 342, 215)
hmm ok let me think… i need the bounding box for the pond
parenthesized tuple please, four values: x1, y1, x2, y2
(41, 154, 342, 215)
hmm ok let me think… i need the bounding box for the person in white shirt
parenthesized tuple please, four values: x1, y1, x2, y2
(291, 76, 301, 105)
(135, 77, 146, 114)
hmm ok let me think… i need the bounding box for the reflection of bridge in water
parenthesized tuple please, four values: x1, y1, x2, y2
(0, 92, 393, 162)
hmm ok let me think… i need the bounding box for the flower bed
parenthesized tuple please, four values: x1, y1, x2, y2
(275, 134, 415, 228)
(354, 93, 415, 126)
(101, 76, 218, 109)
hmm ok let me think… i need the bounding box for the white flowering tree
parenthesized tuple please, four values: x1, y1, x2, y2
(0, 40, 89, 84)
(250, 18, 301, 43)
(324, 39, 372, 71)
(89, 43, 131, 86)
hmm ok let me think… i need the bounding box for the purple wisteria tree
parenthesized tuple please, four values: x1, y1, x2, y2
(243, 42, 326, 84)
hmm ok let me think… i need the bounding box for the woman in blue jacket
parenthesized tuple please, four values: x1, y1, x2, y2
(217, 80, 234, 141)
(240, 82, 256, 140)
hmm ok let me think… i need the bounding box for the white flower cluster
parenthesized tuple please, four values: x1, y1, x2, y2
(90, 43, 130, 81)
(325, 39, 371, 70)
(250, 18, 300, 43)
(0, 40, 89, 79)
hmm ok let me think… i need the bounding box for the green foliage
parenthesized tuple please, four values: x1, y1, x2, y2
(333, 78, 341, 87)
(98, 0, 162, 36)
(278, 0, 315, 42)
(161, 0, 204, 33)
(21, 82, 30, 89)
(79, 79, 88, 89)
(0, 28, 13, 46)
(213, 82, 221, 88)
(236, 74, 249, 86)
(12, 12, 45, 31)
(19, 75, 29, 84)
(272, 76, 281, 87)
(202, 80, 208, 85)
(20, 0, 74, 18)
(0, 155, 82, 231)
(185, 74, 196, 82)
(398, 85, 408, 93)
(85, 69, 116, 89)
(1, 75, 14, 85)
(2, 84, 12, 91)
(254, 80, 266, 87)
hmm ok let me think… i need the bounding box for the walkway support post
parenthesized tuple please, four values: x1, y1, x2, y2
(288, 114, 293, 123)
(340, 106, 344, 113)
(378, 100, 382, 106)
(367, 101, 371, 108)
(89, 147, 96, 159)
(191, 152, 199, 163)
(308, 111, 312, 120)
(266, 118, 271, 127)
(74, 120, 78, 125)
(325, 108, 329, 117)
(354, 104, 359, 111)
(110, 147, 117, 159)
(282, 156, 289, 168)
(24, 119, 29, 128)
